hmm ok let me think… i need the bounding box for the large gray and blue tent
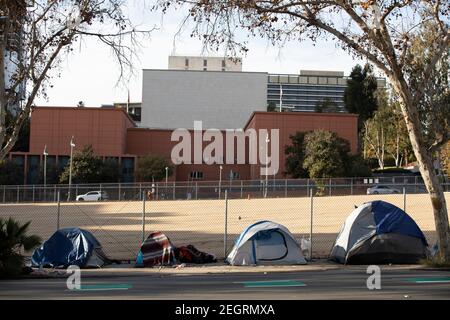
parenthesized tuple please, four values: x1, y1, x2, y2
(31, 228, 109, 268)
(330, 201, 428, 264)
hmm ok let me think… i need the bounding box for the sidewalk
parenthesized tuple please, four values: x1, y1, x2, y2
(27, 260, 432, 279)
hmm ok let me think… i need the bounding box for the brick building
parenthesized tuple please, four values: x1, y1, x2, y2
(8, 107, 358, 184)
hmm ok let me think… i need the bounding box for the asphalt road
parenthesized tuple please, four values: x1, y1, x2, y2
(0, 267, 449, 300)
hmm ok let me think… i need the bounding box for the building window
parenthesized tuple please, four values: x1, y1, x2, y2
(57, 156, 70, 171)
(27, 155, 40, 185)
(190, 171, 204, 180)
(121, 157, 135, 183)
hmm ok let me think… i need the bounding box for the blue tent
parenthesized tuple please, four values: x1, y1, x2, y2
(31, 228, 109, 268)
(330, 201, 428, 264)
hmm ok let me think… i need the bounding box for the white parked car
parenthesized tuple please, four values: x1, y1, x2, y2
(367, 185, 401, 195)
(76, 191, 109, 201)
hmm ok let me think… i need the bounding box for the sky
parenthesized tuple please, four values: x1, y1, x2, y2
(35, 1, 369, 108)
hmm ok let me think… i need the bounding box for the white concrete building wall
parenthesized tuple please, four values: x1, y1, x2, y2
(141, 70, 267, 129)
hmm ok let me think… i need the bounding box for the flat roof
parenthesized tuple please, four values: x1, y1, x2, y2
(142, 69, 268, 75)
(33, 106, 137, 127)
(243, 111, 359, 130)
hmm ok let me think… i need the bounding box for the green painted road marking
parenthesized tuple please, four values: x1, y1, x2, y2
(406, 277, 450, 284)
(236, 280, 306, 288)
(74, 283, 133, 291)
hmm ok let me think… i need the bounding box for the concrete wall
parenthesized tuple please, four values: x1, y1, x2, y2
(141, 70, 268, 130)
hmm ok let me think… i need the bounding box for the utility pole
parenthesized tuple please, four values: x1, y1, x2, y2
(264, 133, 270, 198)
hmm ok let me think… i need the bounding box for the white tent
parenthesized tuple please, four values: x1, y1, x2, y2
(226, 221, 307, 265)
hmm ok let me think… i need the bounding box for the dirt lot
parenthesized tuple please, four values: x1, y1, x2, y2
(0, 193, 446, 260)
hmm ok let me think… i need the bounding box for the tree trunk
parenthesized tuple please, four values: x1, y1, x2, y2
(392, 77, 450, 262)
(0, 28, 7, 151)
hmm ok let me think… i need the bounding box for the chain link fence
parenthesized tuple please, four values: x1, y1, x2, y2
(0, 189, 445, 261)
(0, 175, 448, 203)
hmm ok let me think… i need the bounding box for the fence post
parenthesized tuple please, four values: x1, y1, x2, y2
(195, 182, 198, 200)
(351, 178, 354, 195)
(329, 178, 332, 197)
(118, 183, 121, 201)
(285, 179, 288, 198)
(240, 180, 243, 199)
(309, 188, 314, 261)
(173, 182, 176, 200)
(3, 186, 5, 203)
(16, 185, 19, 203)
(142, 190, 146, 243)
(54, 185, 57, 202)
(415, 176, 418, 193)
(57, 191, 61, 230)
(224, 190, 228, 258)
(32, 185, 35, 203)
(403, 187, 407, 212)
(306, 179, 310, 197)
(139, 183, 142, 201)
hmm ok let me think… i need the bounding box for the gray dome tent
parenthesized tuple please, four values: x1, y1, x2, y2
(330, 201, 428, 264)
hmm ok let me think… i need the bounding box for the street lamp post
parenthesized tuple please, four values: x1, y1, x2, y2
(165, 167, 169, 199)
(67, 136, 75, 201)
(219, 165, 223, 199)
(265, 134, 270, 198)
(43, 145, 48, 200)
(43, 145, 48, 186)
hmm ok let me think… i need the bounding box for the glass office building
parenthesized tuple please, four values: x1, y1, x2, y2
(268, 70, 386, 112)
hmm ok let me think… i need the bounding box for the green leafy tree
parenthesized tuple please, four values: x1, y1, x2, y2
(346, 155, 373, 178)
(314, 97, 341, 113)
(302, 130, 351, 179)
(284, 132, 308, 178)
(441, 142, 450, 177)
(344, 64, 379, 128)
(0, 160, 23, 185)
(267, 102, 277, 112)
(364, 95, 413, 169)
(0, 218, 41, 277)
(136, 155, 174, 182)
(59, 145, 120, 184)
(406, 20, 450, 173)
